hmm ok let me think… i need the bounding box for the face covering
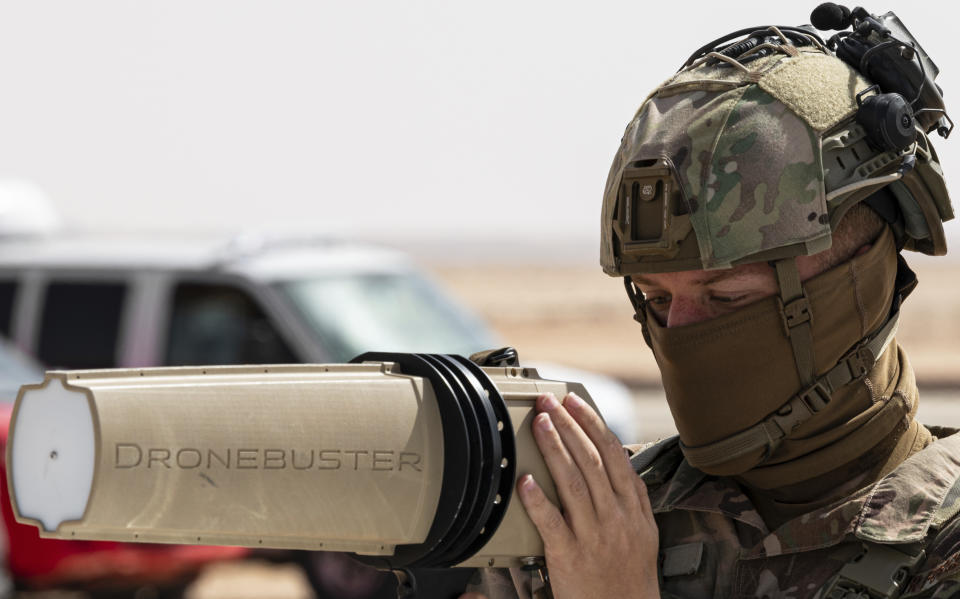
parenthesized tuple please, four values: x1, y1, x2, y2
(641, 227, 913, 478)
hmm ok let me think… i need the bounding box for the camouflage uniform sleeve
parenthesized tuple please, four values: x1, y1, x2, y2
(902, 561, 960, 598)
(902, 517, 960, 597)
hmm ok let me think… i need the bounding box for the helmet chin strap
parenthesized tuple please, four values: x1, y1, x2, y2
(623, 276, 653, 348)
(773, 258, 817, 389)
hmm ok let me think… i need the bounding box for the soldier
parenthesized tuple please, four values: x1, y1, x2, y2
(463, 7, 960, 599)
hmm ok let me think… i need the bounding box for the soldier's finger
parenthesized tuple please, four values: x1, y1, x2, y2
(531, 409, 597, 532)
(516, 473, 575, 551)
(537, 393, 617, 517)
(635, 477, 656, 527)
(562, 392, 638, 499)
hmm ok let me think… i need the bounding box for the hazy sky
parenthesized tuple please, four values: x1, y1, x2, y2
(0, 1, 956, 261)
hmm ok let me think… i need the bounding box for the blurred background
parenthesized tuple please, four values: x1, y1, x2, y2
(0, 1, 958, 597)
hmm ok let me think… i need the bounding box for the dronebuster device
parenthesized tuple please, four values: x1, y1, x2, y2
(6, 352, 594, 571)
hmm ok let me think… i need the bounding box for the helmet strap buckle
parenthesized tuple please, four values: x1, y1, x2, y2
(774, 259, 818, 387)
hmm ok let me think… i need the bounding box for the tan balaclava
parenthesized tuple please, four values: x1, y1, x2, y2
(637, 227, 926, 491)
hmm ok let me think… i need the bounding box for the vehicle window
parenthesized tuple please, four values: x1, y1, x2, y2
(277, 272, 497, 362)
(166, 283, 296, 366)
(0, 281, 15, 337)
(37, 282, 127, 369)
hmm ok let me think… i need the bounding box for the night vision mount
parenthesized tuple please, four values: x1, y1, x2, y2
(682, 4, 952, 154)
(810, 3, 952, 151)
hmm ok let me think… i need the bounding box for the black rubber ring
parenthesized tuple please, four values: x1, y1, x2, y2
(348, 352, 471, 569)
(410, 354, 487, 567)
(424, 354, 501, 567)
(450, 355, 516, 563)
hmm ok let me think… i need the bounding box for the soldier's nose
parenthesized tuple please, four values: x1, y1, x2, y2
(666, 297, 713, 328)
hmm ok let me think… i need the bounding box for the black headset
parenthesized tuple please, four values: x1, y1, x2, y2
(812, 3, 923, 152)
(683, 4, 952, 153)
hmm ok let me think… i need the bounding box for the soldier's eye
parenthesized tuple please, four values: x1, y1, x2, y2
(645, 294, 671, 306)
(710, 295, 745, 304)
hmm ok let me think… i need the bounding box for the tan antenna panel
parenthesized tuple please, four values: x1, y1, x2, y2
(7, 354, 600, 569)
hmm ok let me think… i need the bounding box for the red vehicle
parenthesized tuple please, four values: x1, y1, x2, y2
(0, 345, 247, 596)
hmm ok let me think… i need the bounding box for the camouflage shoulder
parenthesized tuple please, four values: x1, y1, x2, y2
(627, 435, 683, 487)
(902, 509, 960, 597)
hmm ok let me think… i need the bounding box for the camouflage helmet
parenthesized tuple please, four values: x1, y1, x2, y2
(600, 26, 953, 276)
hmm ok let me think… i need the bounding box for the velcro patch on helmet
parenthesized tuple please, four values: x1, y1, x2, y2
(758, 53, 872, 133)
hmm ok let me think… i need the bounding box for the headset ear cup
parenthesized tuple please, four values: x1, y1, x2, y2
(856, 92, 917, 151)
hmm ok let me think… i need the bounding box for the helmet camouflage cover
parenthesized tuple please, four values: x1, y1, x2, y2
(601, 28, 953, 275)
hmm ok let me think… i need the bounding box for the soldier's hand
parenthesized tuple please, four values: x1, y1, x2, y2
(519, 392, 660, 599)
